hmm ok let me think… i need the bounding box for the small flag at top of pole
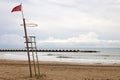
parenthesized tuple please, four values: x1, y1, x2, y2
(11, 4, 21, 12)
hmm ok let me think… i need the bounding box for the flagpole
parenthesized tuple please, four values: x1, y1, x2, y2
(21, 4, 32, 77)
(21, 3, 24, 19)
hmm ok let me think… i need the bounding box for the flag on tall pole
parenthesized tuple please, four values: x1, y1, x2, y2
(11, 4, 32, 77)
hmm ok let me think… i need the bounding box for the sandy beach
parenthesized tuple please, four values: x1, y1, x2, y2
(0, 60, 120, 80)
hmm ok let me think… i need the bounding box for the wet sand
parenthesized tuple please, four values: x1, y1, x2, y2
(0, 60, 120, 80)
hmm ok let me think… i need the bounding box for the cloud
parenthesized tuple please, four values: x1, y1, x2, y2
(0, 34, 24, 48)
(24, 0, 120, 32)
(0, 32, 119, 48)
(38, 32, 120, 48)
(1, 0, 120, 48)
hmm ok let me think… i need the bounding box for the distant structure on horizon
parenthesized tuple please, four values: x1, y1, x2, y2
(0, 49, 99, 53)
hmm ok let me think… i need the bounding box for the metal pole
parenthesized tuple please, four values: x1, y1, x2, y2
(21, 4, 32, 77)
(23, 18, 32, 77)
(30, 37, 37, 76)
(34, 37, 40, 76)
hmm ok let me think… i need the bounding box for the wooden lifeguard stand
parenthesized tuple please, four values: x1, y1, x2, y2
(24, 36, 40, 77)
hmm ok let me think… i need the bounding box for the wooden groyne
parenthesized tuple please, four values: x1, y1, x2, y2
(0, 49, 99, 53)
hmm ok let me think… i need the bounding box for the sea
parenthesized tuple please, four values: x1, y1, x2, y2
(0, 48, 120, 65)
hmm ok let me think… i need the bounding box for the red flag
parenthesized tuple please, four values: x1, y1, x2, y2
(11, 4, 21, 12)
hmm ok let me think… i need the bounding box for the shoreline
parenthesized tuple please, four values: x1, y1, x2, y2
(1, 58, 120, 66)
(0, 59, 120, 80)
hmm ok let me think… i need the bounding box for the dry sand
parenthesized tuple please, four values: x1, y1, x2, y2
(0, 60, 120, 80)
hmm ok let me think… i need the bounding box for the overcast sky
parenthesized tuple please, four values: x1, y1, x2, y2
(0, 0, 120, 49)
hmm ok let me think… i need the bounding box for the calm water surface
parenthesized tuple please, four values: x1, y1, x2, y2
(0, 48, 120, 64)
